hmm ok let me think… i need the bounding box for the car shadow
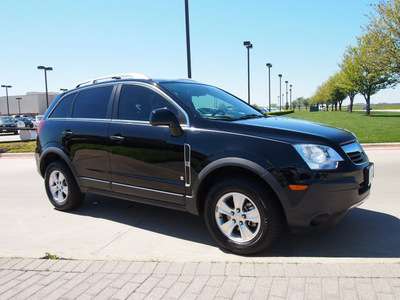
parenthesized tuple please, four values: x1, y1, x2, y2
(73, 193, 400, 258)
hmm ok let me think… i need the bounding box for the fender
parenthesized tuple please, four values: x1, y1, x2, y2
(187, 157, 290, 215)
(39, 146, 84, 190)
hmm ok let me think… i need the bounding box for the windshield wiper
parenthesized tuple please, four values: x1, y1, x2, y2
(236, 114, 264, 120)
(209, 116, 236, 121)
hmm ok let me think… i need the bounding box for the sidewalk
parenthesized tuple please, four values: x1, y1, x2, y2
(1, 258, 400, 299)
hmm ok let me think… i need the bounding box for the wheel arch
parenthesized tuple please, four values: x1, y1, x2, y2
(189, 158, 289, 219)
(39, 147, 82, 189)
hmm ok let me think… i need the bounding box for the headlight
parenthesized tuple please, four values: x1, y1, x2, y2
(294, 144, 344, 170)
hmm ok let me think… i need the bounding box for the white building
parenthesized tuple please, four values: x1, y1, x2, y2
(0, 92, 59, 116)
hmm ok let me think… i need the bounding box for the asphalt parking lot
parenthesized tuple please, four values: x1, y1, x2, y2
(0, 146, 399, 263)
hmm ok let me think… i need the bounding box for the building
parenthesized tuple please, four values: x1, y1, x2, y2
(0, 92, 59, 116)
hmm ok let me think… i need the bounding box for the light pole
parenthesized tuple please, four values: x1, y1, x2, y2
(37, 66, 53, 108)
(16, 97, 22, 115)
(1, 85, 12, 116)
(185, 0, 192, 78)
(285, 81, 288, 110)
(290, 84, 292, 109)
(278, 74, 282, 111)
(266, 63, 272, 111)
(243, 41, 253, 104)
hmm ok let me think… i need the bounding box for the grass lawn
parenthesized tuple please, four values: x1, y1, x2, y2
(0, 141, 36, 153)
(286, 110, 400, 143)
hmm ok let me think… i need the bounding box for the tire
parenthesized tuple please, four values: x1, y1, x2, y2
(44, 161, 84, 211)
(204, 177, 282, 255)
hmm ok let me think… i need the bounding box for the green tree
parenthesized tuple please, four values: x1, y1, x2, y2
(295, 97, 304, 111)
(326, 72, 348, 111)
(303, 98, 310, 111)
(336, 67, 358, 113)
(311, 83, 329, 109)
(365, 0, 400, 76)
(340, 33, 396, 115)
(292, 100, 298, 110)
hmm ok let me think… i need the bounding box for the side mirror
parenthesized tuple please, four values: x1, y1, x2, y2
(149, 108, 183, 137)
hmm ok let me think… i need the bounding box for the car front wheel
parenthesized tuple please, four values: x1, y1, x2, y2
(44, 161, 84, 211)
(205, 177, 283, 255)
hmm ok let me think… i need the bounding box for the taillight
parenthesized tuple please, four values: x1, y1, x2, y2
(37, 119, 46, 135)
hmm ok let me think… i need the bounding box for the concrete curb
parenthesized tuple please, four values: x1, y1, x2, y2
(361, 142, 400, 148)
(0, 152, 35, 158)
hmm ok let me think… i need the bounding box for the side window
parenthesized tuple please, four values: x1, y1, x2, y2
(49, 93, 76, 118)
(118, 85, 184, 123)
(72, 86, 113, 119)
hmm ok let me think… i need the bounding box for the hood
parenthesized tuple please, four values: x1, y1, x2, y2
(214, 116, 355, 146)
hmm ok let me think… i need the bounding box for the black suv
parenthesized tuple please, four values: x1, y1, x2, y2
(35, 74, 374, 254)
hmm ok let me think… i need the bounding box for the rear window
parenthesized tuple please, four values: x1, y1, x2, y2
(72, 86, 113, 119)
(49, 93, 76, 118)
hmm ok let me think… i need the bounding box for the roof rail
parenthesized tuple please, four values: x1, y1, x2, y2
(75, 73, 150, 88)
(169, 78, 198, 83)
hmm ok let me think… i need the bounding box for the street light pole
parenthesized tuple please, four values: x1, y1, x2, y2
(16, 97, 22, 115)
(37, 66, 53, 108)
(285, 81, 288, 110)
(278, 74, 282, 111)
(290, 84, 292, 109)
(243, 41, 253, 104)
(266, 63, 272, 111)
(185, 0, 192, 78)
(1, 85, 12, 116)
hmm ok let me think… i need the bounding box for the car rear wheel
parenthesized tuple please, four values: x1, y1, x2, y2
(44, 161, 84, 211)
(205, 177, 282, 255)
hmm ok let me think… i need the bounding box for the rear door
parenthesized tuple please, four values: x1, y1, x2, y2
(62, 85, 115, 191)
(108, 83, 187, 205)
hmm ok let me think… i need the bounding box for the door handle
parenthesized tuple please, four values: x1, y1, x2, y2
(110, 135, 125, 142)
(62, 130, 73, 138)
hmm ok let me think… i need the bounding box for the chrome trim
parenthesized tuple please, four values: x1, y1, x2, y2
(111, 119, 151, 125)
(341, 140, 367, 165)
(62, 118, 111, 123)
(109, 119, 189, 130)
(342, 141, 363, 154)
(112, 182, 184, 197)
(184, 143, 191, 187)
(80, 177, 110, 184)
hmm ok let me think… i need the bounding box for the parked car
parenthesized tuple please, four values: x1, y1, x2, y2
(0, 116, 18, 134)
(33, 115, 43, 127)
(35, 74, 374, 254)
(14, 115, 34, 128)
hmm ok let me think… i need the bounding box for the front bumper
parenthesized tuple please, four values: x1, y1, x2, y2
(285, 162, 374, 231)
(1, 126, 17, 133)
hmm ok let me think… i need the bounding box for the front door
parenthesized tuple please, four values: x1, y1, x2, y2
(108, 83, 187, 205)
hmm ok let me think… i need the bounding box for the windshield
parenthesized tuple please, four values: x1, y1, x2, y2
(0, 117, 14, 124)
(161, 83, 263, 121)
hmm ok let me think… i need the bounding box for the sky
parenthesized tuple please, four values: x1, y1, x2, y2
(0, 0, 398, 107)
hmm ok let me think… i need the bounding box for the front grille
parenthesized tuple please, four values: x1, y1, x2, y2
(341, 141, 368, 165)
(347, 151, 366, 164)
